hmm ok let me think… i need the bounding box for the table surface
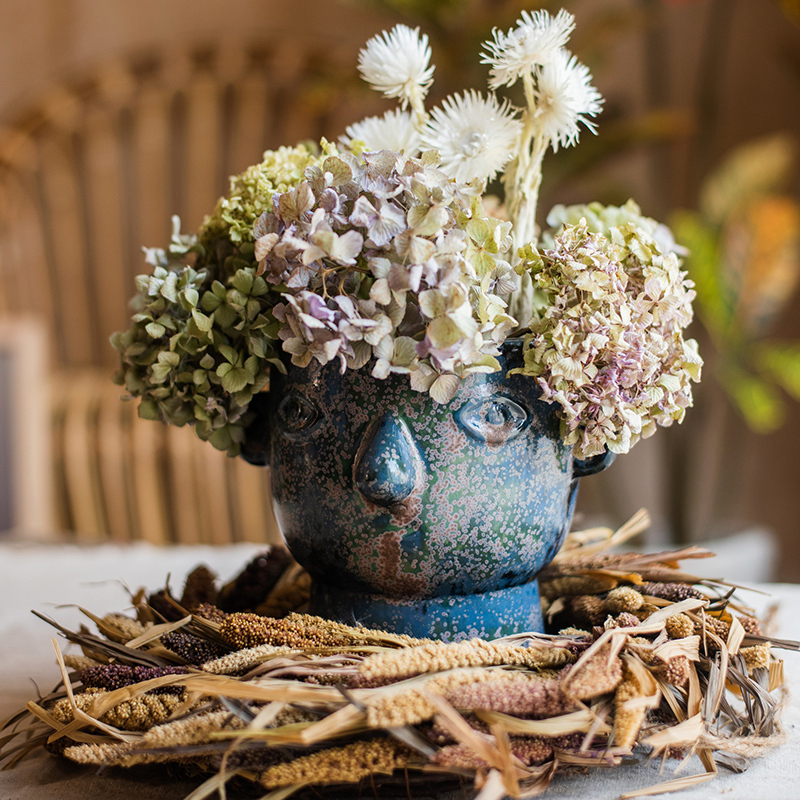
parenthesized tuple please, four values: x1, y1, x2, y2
(0, 540, 798, 800)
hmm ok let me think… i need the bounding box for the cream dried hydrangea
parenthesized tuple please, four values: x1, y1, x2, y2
(515, 214, 701, 458)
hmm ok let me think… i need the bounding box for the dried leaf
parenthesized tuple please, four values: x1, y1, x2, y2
(475, 709, 610, 737)
(653, 635, 700, 663)
(126, 616, 193, 650)
(552, 747, 626, 767)
(299, 704, 365, 745)
(727, 616, 746, 657)
(474, 769, 507, 800)
(489, 722, 523, 797)
(713, 750, 749, 773)
(427, 693, 506, 772)
(769, 659, 785, 691)
(32, 612, 172, 667)
(642, 714, 704, 752)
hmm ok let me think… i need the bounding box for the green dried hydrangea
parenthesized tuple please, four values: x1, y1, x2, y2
(198, 141, 336, 247)
(111, 142, 334, 454)
(111, 251, 281, 453)
(544, 199, 684, 256)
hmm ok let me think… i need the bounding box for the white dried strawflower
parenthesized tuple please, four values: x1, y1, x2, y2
(482, 9, 575, 89)
(358, 24, 434, 111)
(343, 109, 421, 156)
(420, 91, 521, 184)
(533, 48, 603, 151)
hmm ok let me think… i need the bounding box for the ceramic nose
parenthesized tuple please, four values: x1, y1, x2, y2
(354, 413, 422, 506)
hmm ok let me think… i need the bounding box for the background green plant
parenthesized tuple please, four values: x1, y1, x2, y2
(672, 134, 800, 433)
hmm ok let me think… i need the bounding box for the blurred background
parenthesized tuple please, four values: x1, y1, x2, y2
(0, 0, 798, 579)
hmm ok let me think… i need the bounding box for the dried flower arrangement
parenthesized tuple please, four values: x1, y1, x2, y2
(112, 10, 701, 459)
(1, 512, 794, 799)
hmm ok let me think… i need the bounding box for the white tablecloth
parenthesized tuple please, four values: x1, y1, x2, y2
(0, 541, 798, 799)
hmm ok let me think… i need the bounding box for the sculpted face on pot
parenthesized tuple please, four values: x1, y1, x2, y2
(250, 347, 581, 602)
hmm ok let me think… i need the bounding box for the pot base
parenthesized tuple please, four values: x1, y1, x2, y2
(308, 580, 543, 641)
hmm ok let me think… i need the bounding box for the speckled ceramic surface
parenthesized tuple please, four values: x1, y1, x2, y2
(243, 343, 614, 640)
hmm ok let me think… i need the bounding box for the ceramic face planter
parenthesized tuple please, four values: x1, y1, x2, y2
(242, 343, 614, 640)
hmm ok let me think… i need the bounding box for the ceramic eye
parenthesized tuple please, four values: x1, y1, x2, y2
(276, 393, 319, 438)
(455, 395, 530, 445)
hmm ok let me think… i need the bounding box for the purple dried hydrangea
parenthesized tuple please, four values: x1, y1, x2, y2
(516, 217, 702, 458)
(256, 149, 516, 404)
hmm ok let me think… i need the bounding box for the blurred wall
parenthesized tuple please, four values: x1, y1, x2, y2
(0, 0, 393, 124)
(567, 0, 800, 580)
(0, 0, 798, 575)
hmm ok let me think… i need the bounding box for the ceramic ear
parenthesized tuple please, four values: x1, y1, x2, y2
(572, 448, 616, 477)
(240, 393, 271, 467)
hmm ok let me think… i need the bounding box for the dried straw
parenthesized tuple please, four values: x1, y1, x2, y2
(0, 509, 795, 800)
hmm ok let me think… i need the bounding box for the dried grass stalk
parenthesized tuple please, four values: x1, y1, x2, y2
(0, 529, 794, 800)
(258, 737, 414, 788)
(619, 773, 717, 798)
(359, 639, 572, 682)
(554, 510, 651, 562)
(51, 689, 186, 731)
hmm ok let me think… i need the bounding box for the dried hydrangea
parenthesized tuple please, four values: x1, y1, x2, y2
(260, 149, 516, 404)
(515, 212, 702, 458)
(198, 142, 330, 247)
(111, 142, 341, 453)
(545, 198, 686, 257)
(112, 15, 700, 460)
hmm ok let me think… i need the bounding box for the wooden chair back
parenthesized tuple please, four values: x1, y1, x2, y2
(0, 39, 363, 544)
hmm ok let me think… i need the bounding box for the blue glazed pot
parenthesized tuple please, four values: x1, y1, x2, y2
(242, 341, 614, 640)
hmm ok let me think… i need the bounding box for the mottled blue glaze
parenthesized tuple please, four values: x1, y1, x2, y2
(354, 414, 420, 506)
(310, 579, 543, 641)
(242, 342, 614, 640)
